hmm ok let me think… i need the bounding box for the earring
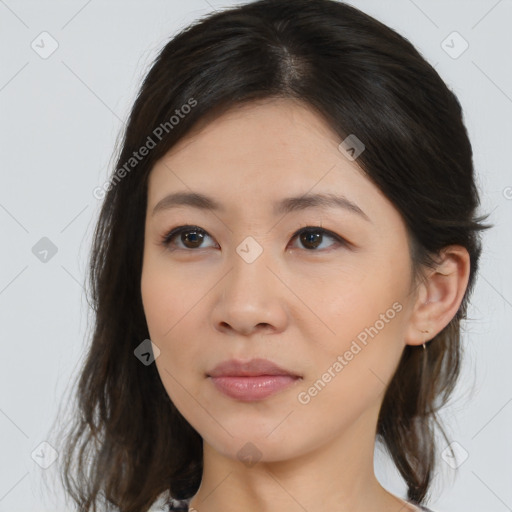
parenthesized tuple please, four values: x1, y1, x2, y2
(420, 329, 429, 350)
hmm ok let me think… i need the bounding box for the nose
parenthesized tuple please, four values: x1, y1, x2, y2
(211, 250, 289, 337)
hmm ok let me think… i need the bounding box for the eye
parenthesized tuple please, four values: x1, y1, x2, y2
(161, 225, 216, 251)
(160, 224, 347, 252)
(289, 225, 346, 251)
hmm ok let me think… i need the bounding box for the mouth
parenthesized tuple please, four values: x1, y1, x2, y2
(208, 375, 301, 401)
(206, 358, 302, 402)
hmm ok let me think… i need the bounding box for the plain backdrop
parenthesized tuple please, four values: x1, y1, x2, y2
(0, 1, 511, 511)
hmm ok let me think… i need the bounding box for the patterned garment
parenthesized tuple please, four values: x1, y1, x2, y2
(167, 497, 191, 511)
(147, 492, 189, 512)
(147, 490, 436, 512)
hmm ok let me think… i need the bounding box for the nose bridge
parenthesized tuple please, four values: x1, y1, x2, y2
(226, 234, 273, 299)
(212, 234, 288, 334)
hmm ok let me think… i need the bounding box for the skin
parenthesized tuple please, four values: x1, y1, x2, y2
(141, 97, 470, 512)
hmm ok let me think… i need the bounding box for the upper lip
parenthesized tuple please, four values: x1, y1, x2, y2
(207, 358, 300, 378)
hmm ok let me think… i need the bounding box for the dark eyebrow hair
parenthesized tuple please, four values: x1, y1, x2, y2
(151, 191, 371, 222)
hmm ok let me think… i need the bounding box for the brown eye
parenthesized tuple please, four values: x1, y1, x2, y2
(179, 229, 205, 248)
(162, 226, 216, 250)
(299, 230, 323, 249)
(290, 227, 345, 251)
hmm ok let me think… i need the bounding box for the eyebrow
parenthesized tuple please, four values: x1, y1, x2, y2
(151, 191, 371, 222)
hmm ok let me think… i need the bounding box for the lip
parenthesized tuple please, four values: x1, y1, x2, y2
(207, 358, 300, 378)
(207, 358, 301, 402)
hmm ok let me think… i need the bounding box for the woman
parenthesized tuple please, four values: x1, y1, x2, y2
(53, 1, 491, 511)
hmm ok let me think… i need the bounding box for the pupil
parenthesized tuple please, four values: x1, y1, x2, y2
(301, 231, 321, 249)
(183, 231, 203, 248)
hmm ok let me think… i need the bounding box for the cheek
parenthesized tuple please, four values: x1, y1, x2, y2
(311, 263, 406, 339)
(141, 254, 211, 381)
(141, 264, 202, 411)
(141, 252, 200, 340)
(141, 279, 172, 340)
(302, 257, 410, 391)
(308, 295, 405, 383)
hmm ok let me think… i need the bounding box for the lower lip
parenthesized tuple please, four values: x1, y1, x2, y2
(209, 375, 300, 401)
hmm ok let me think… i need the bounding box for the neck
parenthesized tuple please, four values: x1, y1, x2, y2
(187, 402, 419, 512)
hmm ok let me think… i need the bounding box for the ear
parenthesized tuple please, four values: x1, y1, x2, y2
(404, 245, 471, 347)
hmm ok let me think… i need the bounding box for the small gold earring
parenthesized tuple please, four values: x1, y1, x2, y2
(421, 329, 429, 350)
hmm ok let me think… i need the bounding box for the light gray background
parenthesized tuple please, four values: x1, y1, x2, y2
(0, 1, 511, 511)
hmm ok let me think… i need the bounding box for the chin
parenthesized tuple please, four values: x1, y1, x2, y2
(200, 423, 311, 465)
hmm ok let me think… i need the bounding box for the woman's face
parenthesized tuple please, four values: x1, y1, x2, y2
(141, 98, 420, 463)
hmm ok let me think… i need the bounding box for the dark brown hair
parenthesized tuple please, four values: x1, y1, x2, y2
(48, 0, 491, 510)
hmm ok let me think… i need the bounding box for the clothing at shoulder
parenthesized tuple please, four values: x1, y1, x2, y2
(168, 501, 435, 512)
(150, 492, 438, 512)
(168, 497, 190, 511)
(147, 490, 190, 511)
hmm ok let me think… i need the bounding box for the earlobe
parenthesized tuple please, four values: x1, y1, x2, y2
(404, 245, 471, 347)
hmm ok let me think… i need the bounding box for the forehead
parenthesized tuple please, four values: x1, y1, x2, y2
(170, 98, 345, 168)
(146, 98, 395, 227)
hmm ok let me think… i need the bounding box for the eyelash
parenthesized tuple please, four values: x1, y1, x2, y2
(160, 224, 348, 253)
